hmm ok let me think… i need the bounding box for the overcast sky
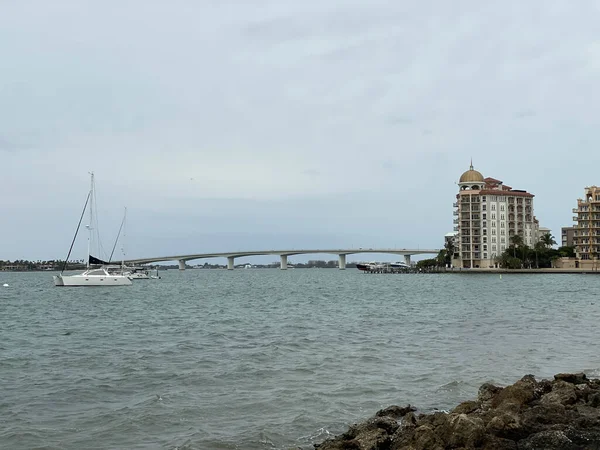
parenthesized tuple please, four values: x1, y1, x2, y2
(2, 1, 599, 263)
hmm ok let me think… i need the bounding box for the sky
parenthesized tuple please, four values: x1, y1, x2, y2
(1, 0, 600, 264)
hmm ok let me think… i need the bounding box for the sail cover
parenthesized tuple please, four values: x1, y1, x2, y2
(89, 255, 108, 265)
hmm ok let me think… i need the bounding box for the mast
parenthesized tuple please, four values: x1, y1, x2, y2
(87, 172, 94, 269)
(108, 206, 126, 265)
(122, 207, 127, 268)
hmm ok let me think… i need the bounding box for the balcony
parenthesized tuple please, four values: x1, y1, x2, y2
(573, 208, 579, 213)
(453, 219, 459, 224)
(453, 226, 458, 231)
(573, 216, 579, 221)
(453, 210, 459, 216)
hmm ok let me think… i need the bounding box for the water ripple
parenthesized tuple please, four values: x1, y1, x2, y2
(2, 271, 600, 449)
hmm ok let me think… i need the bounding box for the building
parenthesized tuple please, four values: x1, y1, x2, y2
(453, 163, 539, 269)
(444, 231, 458, 263)
(572, 186, 600, 261)
(561, 226, 575, 248)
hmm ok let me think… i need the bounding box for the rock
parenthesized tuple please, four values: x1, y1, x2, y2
(491, 376, 537, 410)
(478, 382, 503, 403)
(314, 373, 600, 449)
(519, 430, 576, 450)
(555, 373, 588, 385)
(540, 380, 578, 406)
(314, 416, 399, 450)
(374, 405, 415, 419)
(453, 400, 480, 415)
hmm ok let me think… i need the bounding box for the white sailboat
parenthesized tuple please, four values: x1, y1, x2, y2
(53, 173, 132, 287)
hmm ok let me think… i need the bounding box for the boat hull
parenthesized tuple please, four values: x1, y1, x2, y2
(126, 272, 150, 280)
(53, 274, 132, 286)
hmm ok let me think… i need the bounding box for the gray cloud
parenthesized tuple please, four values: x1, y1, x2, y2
(1, 0, 599, 259)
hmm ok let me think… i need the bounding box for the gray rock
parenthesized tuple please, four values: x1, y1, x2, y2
(314, 373, 600, 449)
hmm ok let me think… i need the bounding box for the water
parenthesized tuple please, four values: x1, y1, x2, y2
(2, 270, 600, 449)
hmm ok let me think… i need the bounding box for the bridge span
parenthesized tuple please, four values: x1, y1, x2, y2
(124, 248, 440, 270)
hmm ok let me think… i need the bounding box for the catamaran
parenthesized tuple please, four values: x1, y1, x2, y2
(53, 173, 132, 287)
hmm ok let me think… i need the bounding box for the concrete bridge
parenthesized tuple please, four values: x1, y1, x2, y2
(124, 248, 440, 270)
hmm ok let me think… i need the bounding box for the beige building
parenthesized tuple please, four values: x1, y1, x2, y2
(453, 163, 539, 269)
(572, 186, 600, 262)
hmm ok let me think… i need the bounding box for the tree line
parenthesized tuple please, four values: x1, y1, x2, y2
(0, 260, 86, 271)
(417, 233, 576, 270)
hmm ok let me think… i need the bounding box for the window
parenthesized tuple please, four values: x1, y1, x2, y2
(483, 214, 487, 220)
(492, 237, 497, 243)
(483, 245, 488, 251)
(483, 221, 487, 227)
(500, 205, 505, 211)
(491, 204, 496, 211)
(483, 252, 488, 258)
(501, 229, 505, 235)
(492, 229, 496, 235)
(501, 237, 506, 243)
(483, 237, 487, 243)
(482, 205, 487, 211)
(501, 222, 505, 228)
(482, 196, 486, 201)
(492, 221, 496, 227)
(492, 244, 497, 251)
(491, 213, 496, 219)
(501, 214, 505, 220)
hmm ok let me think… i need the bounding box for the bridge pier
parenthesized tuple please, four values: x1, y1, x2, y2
(178, 260, 186, 270)
(280, 255, 288, 270)
(338, 254, 346, 270)
(227, 256, 235, 270)
(404, 255, 411, 266)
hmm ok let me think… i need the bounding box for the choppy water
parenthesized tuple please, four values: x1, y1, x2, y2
(2, 269, 600, 449)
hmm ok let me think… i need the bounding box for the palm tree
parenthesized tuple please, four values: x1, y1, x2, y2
(540, 232, 557, 249)
(510, 235, 523, 258)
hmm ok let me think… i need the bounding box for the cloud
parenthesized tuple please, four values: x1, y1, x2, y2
(1, 0, 599, 259)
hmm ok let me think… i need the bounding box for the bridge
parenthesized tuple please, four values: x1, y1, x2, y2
(124, 248, 441, 270)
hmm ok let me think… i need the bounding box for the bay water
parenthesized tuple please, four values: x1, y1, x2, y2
(2, 269, 600, 449)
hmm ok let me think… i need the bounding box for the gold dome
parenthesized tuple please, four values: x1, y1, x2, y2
(459, 164, 484, 183)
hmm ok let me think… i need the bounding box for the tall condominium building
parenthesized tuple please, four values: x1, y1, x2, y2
(572, 186, 600, 260)
(453, 163, 539, 269)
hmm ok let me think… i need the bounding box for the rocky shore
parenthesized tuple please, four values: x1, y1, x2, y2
(315, 373, 600, 450)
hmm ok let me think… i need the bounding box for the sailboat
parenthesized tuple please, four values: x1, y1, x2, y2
(53, 173, 132, 287)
